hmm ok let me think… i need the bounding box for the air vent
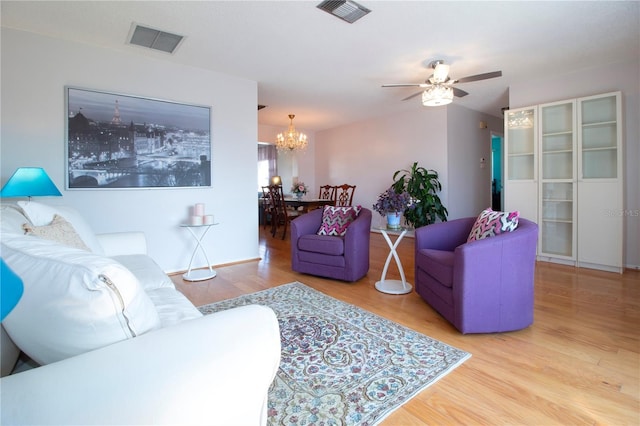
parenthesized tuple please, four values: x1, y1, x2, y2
(317, 0, 371, 24)
(128, 24, 184, 54)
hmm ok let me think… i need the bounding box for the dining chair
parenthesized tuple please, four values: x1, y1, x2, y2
(260, 186, 272, 229)
(268, 185, 301, 240)
(318, 185, 336, 204)
(335, 184, 356, 207)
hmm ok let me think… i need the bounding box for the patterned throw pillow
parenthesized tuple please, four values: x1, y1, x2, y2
(23, 214, 91, 251)
(317, 205, 362, 236)
(467, 208, 520, 242)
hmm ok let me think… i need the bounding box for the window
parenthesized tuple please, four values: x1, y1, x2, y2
(257, 143, 277, 191)
(258, 158, 270, 191)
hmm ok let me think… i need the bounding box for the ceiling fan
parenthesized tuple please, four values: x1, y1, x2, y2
(382, 60, 502, 106)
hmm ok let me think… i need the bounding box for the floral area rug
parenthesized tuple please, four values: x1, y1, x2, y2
(198, 282, 470, 426)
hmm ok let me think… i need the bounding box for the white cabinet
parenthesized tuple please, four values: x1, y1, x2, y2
(576, 92, 623, 273)
(504, 92, 623, 273)
(504, 106, 537, 223)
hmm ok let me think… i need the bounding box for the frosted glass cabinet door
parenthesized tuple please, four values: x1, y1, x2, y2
(504, 106, 537, 222)
(539, 182, 576, 259)
(505, 107, 536, 181)
(578, 92, 622, 180)
(540, 101, 575, 180)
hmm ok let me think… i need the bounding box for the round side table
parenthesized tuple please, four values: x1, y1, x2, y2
(181, 223, 218, 281)
(374, 226, 413, 295)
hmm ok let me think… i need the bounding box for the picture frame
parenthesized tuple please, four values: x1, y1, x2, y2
(66, 86, 211, 189)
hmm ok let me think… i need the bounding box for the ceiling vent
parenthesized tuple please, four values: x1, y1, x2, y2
(128, 24, 184, 54)
(317, 0, 371, 24)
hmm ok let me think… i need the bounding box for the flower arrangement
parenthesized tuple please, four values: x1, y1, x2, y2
(372, 187, 414, 216)
(291, 182, 308, 195)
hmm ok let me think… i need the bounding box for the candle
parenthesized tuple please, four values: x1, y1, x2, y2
(204, 215, 214, 225)
(190, 215, 204, 226)
(195, 203, 205, 216)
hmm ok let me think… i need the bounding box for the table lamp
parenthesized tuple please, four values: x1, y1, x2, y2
(0, 167, 62, 200)
(271, 175, 282, 186)
(1, 260, 24, 321)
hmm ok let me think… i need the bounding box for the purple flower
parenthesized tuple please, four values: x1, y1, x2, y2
(373, 187, 414, 215)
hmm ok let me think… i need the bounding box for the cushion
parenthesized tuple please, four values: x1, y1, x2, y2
(317, 205, 362, 236)
(22, 214, 90, 251)
(467, 208, 520, 242)
(298, 234, 345, 256)
(111, 254, 176, 291)
(17, 201, 105, 255)
(0, 204, 30, 236)
(1, 234, 161, 365)
(416, 248, 455, 287)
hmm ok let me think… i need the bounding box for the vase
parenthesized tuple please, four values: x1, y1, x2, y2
(386, 211, 401, 229)
(295, 193, 303, 201)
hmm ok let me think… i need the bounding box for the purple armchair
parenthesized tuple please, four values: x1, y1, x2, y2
(291, 208, 372, 282)
(414, 217, 538, 334)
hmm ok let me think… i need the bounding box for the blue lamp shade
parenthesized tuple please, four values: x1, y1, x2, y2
(1, 260, 24, 321)
(0, 167, 62, 199)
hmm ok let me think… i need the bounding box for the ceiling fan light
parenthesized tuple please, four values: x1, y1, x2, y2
(422, 86, 453, 107)
(432, 63, 449, 83)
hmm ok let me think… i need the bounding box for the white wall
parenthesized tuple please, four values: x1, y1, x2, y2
(446, 104, 504, 219)
(1, 28, 259, 273)
(509, 58, 640, 269)
(315, 107, 449, 228)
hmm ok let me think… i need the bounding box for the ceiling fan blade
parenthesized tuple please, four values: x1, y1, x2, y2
(452, 87, 469, 98)
(382, 83, 429, 88)
(453, 71, 502, 84)
(401, 91, 423, 101)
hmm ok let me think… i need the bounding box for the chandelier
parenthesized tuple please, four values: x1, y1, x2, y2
(276, 114, 308, 152)
(422, 84, 454, 107)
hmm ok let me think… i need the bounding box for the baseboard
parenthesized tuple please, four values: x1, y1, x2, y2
(167, 257, 261, 276)
(537, 256, 628, 274)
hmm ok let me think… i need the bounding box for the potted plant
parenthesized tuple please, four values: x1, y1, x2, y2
(391, 162, 448, 228)
(373, 187, 414, 229)
(291, 182, 308, 200)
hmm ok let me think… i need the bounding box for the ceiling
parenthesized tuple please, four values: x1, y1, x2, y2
(2, 1, 639, 132)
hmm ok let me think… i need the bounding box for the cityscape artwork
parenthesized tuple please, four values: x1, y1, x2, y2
(66, 87, 211, 189)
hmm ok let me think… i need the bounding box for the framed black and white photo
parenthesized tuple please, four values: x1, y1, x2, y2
(66, 87, 211, 189)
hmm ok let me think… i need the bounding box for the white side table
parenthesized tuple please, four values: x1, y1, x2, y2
(375, 226, 413, 295)
(181, 223, 218, 281)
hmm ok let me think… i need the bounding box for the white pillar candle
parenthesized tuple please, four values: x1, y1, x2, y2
(195, 203, 205, 216)
(204, 215, 214, 225)
(190, 215, 204, 226)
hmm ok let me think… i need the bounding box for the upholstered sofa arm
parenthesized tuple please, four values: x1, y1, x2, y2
(344, 208, 372, 248)
(452, 219, 539, 331)
(415, 217, 476, 252)
(0, 304, 281, 426)
(455, 218, 539, 293)
(96, 231, 148, 256)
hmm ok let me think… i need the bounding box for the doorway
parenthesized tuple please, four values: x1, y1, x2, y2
(490, 133, 503, 211)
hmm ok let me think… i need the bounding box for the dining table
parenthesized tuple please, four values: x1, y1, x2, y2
(284, 197, 335, 213)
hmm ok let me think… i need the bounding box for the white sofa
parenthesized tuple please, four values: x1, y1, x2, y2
(0, 202, 281, 425)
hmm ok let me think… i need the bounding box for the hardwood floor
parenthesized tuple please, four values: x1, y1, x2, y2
(172, 227, 640, 425)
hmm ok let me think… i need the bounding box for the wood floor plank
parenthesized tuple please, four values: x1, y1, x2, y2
(172, 228, 640, 425)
